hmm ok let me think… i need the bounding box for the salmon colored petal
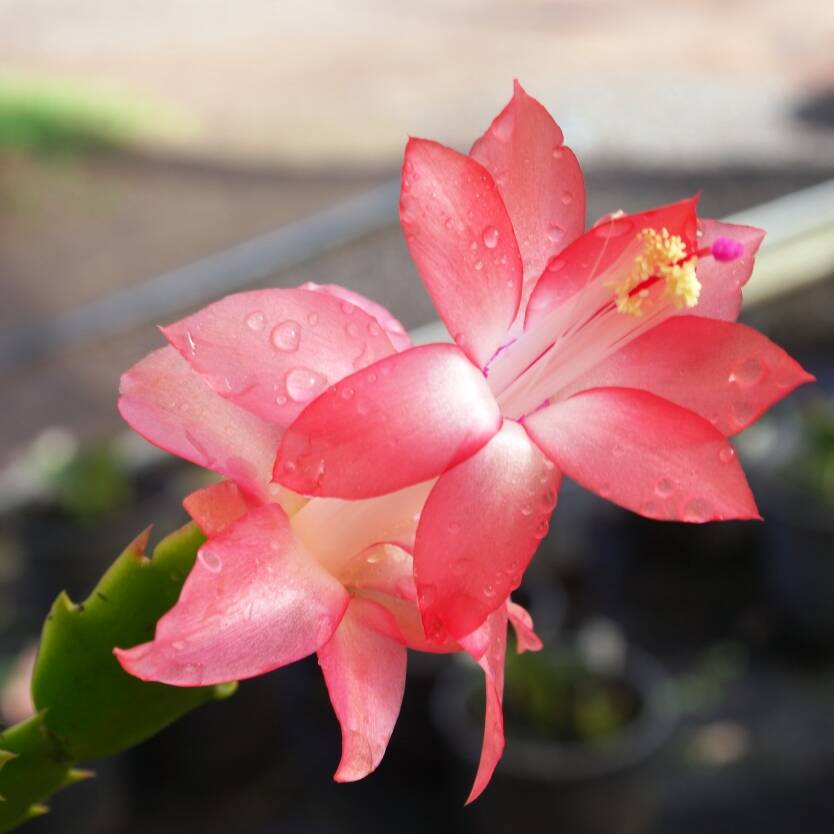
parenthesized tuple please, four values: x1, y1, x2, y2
(299, 282, 412, 352)
(163, 287, 397, 426)
(508, 601, 543, 654)
(525, 197, 700, 330)
(470, 80, 585, 304)
(318, 598, 407, 783)
(118, 346, 282, 499)
(463, 606, 507, 804)
(524, 388, 759, 522)
(401, 138, 522, 367)
(183, 481, 255, 537)
(114, 505, 349, 685)
(564, 317, 814, 436)
(688, 219, 765, 322)
(275, 344, 502, 499)
(414, 420, 561, 641)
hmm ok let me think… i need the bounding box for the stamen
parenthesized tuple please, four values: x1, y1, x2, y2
(610, 228, 700, 317)
(710, 237, 744, 262)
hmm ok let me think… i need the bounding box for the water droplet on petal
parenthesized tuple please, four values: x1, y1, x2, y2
(365, 549, 383, 565)
(341, 301, 355, 315)
(521, 504, 533, 516)
(641, 500, 660, 517)
(482, 226, 500, 249)
(732, 401, 756, 426)
(483, 583, 496, 598)
(655, 477, 675, 498)
(245, 310, 265, 331)
(198, 550, 223, 573)
(534, 519, 549, 539)
(307, 312, 319, 326)
(368, 321, 381, 337)
(492, 110, 514, 142)
(419, 583, 437, 606)
(345, 321, 361, 339)
(547, 257, 566, 273)
(561, 191, 573, 205)
(474, 260, 484, 271)
(547, 224, 565, 244)
(729, 356, 766, 387)
(271, 320, 301, 352)
(719, 445, 736, 464)
(341, 386, 355, 400)
(356, 400, 370, 416)
(285, 368, 327, 402)
(552, 145, 564, 159)
(682, 497, 713, 523)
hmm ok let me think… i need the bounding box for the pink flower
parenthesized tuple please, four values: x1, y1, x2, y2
(113, 282, 531, 800)
(272, 82, 812, 645)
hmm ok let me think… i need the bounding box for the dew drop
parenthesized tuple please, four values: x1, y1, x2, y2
(198, 550, 223, 574)
(474, 260, 484, 271)
(482, 226, 500, 249)
(552, 145, 564, 159)
(655, 477, 675, 498)
(534, 519, 549, 539)
(245, 310, 265, 331)
(285, 368, 327, 402)
(275, 392, 288, 406)
(719, 445, 736, 464)
(345, 321, 361, 339)
(547, 224, 566, 244)
(172, 640, 187, 651)
(365, 549, 383, 565)
(356, 400, 370, 416)
(307, 312, 319, 326)
(682, 497, 712, 523)
(341, 301, 355, 315)
(395, 577, 414, 599)
(483, 583, 496, 598)
(641, 500, 660, 517)
(419, 583, 437, 605)
(520, 503, 533, 516)
(368, 321, 381, 337)
(492, 111, 514, 142)
(341, 386, 355, 400)
(271, 320, 301, 352)
(729, 356, 766, 387)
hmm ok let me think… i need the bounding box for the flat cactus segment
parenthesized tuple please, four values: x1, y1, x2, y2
(0, 714, 72, 833)
(31, 522, 237, 761)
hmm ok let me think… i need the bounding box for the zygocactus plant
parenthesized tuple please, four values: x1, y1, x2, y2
(0, 523, 235, 832)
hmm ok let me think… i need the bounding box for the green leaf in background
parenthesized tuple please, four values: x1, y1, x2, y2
(0, 522, 236, 831)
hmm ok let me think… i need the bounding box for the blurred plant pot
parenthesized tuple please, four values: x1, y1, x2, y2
(432, 643, 676, 834)
(758, 483, 834, 648)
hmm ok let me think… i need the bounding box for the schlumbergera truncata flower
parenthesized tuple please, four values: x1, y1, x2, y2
(114, 82, 811, 804)
(272, 81, 812, 642)
(114, 282, 536, 801)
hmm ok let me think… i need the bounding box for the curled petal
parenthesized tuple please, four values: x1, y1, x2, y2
(463, 606, 508, 804)
(524, 388, 760, 522)
(115, 505, 349, 685)
(318, 598, 407, 783)
(300, 282, 412, 352)
(688, 219, 765, 322)
(275, 344, 502, 499)
(414, 420, 561, 641)
(564, 317, 814, 436)
(525, 197, 700, 330)
(470, 80, 585, 304)
(401, 138, 522, 367)
(163, 288, 397, 426)
(183, 481, 254, 537)
(118, 346, 282, 499)
(508, 601, 543, 654)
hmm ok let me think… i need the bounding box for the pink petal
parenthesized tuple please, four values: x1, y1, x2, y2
(115, 505, 349, 685)
(318, 598, 407, 782)
(470, 80, 585, 305)
(163, 288, 398, 426)
(183, 481, 255, 536)
(401, 138, 522, 367)
(525, 197, 700, 330)
(299, 282, 412, 352)
(524, 387, 760, 522)
(564, 317, 814, 436)
(687, 219, 765, 322)
(463, 605, 508, 804)
(414, 420, 561, 641)
(118, 346, 282, 499)
(275, 344, 502, 498)
(508, 601, 543, 654)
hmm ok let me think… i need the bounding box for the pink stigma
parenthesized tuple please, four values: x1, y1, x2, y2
(711, 237, 744, 262)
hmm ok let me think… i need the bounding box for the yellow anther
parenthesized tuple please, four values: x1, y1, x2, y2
(611, 228, 701, 317)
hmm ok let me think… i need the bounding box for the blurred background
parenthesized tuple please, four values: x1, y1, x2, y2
(1, 1, 834, 832)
